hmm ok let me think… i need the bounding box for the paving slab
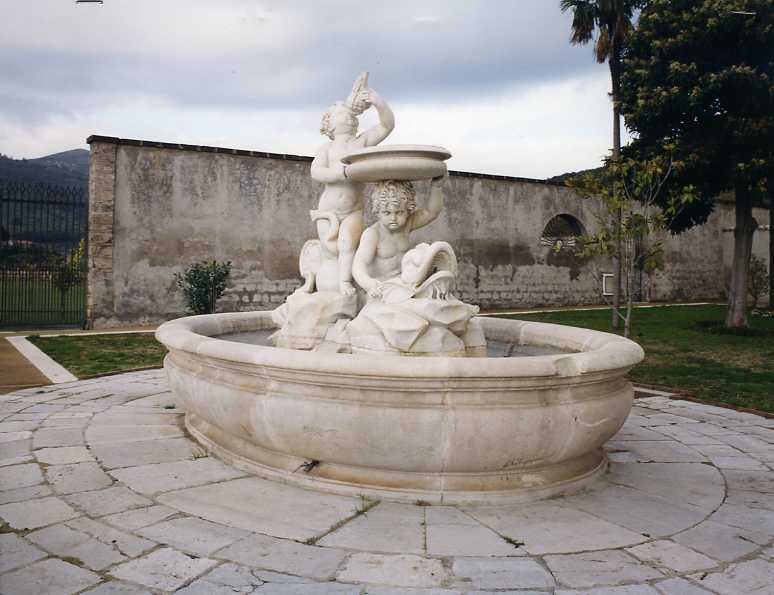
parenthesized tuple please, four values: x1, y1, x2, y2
(254, 584, 361, 594)
(0, 533, 47, 573)
(109, 458, 245, 495)
(672, 520, 769, 562)
(363, 588, 462, 595)
(0, 462, 44, 489)
(27, 522, 129, 570)
(653, 577, 716, 594)
(544, 549, 663, 588)
(607, 462, 725, 512)
(319, 501, 425, 554)
(217, 533, 349, 580)
(109, 547, 218, 591)
(425, 506, 520, 557)
(66, 517, 156, 557)
(625, 540, 717, 573)
(158, 476, 360, 541)
(451, 557, 555, 590)
(0, 558, 101, 595)
(174, 562, 266, 594)
(338, 553, 448, 588)
(563, 484, 707, 538)
(45, 462, 113, 494)
(82, 581, 154, 594)
(86, 424, 185, 444)
(65, 485, 153, 516)
(32, 427, 84, 448)
(1, 374, 772, 593)
(463, 501, 647, 554)
(137, 515, 251, 556)
(0, 430, 31, 442)
(91, 436, 197, 469)
(556, 586, 660, 594)
(0, 483, 53, 504)
(35, 445, 94, 465)
(100, 504, 179, 531)
(698, 558, 774, 594)
(0, 495, 80, 529)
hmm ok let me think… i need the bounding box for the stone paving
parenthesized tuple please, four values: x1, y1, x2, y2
(0, 370, 773, 594)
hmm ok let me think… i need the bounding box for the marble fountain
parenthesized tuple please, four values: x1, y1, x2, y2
(155, 73, 644, 505)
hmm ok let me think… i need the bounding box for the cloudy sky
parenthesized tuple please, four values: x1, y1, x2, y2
(0, 0, 629, 179)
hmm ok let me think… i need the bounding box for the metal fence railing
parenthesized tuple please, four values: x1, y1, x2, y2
(0, 181, 88, 328)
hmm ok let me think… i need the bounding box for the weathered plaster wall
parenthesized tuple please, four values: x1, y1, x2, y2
(86, 136, 757, 328)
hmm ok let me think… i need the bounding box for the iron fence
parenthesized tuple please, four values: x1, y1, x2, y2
(0, 181, 88, 327)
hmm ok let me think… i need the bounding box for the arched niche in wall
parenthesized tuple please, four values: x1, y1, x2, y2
(540, 214, 586, 251)
(540, 213, 590, 280)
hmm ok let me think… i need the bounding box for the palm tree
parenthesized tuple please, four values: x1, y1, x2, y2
(560, 0, 639, 329)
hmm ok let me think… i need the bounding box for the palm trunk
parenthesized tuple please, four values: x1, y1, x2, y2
(725, 185, 755, 327)
(610, 47, 622, 330)
(624, 264, 633, 338)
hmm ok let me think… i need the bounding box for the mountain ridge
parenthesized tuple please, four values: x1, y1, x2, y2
(0, 149, 89, 187)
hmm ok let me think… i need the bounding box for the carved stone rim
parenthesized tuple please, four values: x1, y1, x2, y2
(155, 311, 644, 380)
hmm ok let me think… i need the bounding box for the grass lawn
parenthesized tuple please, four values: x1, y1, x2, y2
(25, 304, 774, 413)
(28, 333, 167, 378)
(501, 305, 774, 413)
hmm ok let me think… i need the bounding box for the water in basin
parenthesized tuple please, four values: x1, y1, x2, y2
(216, 330, 573, 357)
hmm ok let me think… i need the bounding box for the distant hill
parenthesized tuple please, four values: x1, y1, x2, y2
(0, 149, 89, 187)
(548, 166, 604, 185)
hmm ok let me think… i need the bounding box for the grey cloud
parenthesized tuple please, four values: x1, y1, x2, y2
(0, 0, 603, 126)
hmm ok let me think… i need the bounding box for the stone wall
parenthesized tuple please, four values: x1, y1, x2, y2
(86, 136, 768, 328)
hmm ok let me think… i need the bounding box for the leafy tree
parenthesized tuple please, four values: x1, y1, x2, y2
(174, 260, 232, 315)
(52, 240, 85, 313)
(620, 0, 773, 327)
(569, 154, 696, 337)
(560, 0, 643, 329)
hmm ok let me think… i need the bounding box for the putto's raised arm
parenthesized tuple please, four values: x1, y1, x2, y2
(357, 90, 395, 147)
(410, 174, 446, 230)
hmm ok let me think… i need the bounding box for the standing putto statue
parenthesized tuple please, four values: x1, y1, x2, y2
(272, 73, 483, 356)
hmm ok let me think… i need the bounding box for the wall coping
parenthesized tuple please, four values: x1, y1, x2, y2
(86, 135, 564, 187)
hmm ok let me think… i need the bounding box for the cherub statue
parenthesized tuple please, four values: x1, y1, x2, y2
(352, 176, 446, 299)
(309, 72, 395, 296)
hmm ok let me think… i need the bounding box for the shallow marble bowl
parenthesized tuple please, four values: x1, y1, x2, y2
(341, 144, 451, 182)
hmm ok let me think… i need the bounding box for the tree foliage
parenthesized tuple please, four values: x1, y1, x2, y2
(174, 260, 233, 315)
(568, 154, 696, 336)
(619, 0, 773, 327)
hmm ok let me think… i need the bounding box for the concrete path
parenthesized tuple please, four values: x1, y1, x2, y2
(0, 326, 156, 394)
(1, 370, 772, 594)
(0, 336, 51, 394)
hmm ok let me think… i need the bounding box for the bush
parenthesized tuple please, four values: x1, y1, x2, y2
(174, 260, 232, 315)
(748, 255, 770, 309)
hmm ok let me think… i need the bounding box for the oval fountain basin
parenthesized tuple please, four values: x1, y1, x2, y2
(341, 144, 451, 182)
(156, 311, 644, 505)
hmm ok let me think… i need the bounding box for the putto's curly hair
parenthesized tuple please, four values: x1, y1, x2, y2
(371, 180, 417, 215)
(320, 103, 358, 140)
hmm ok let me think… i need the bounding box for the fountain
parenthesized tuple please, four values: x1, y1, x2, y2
(155, 73, 644, 505)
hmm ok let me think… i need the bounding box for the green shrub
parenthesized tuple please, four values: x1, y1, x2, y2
(174, 260, 232, 315)
(748, 255, 770, 309)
